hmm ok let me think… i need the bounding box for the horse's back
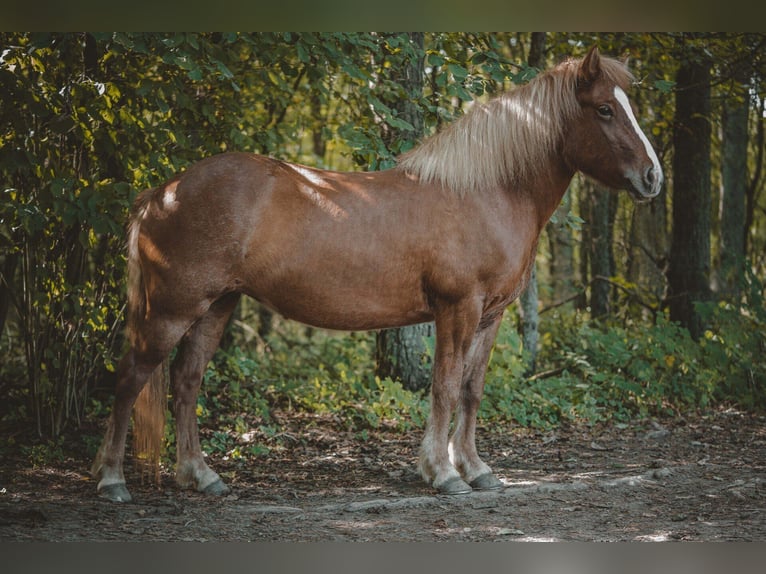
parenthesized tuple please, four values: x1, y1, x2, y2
(131, 153, 438, 329)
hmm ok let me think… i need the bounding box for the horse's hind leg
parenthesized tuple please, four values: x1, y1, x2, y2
(92, 351, 160, 501)
(449, 314, 504, 490)
(92, 315, 192, 502)
(172, 293, 241, 495)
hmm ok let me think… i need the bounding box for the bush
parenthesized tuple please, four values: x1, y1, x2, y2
(696, 268, 766, 408)
(483, 272, 765, 430)
(189, 270, 766, 454)
(185, 325, 429, 461)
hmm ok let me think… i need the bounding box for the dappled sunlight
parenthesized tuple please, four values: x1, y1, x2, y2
(570, 463, 645, 481)
(501, 479, 541, 487)
(287, 164, 331, 188)
(296, 182, 348, 220)
(635, 531, 673, 541)
(516, 535, 563, 542)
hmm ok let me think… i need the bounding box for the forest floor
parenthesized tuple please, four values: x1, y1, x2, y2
(1, 407, 765, 542)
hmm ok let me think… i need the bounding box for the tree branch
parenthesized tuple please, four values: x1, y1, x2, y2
(538, 275, 659, 317)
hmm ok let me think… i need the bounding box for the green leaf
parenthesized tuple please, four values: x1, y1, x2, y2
(386, 116, 415, 132)
(447, 63, 468, 80)
(342, 64, 368, 81)
(112, 32, 134, 50)
(654, 79, 676, 94)
(448, 83, 472, 102)
(427, 53, 445, 67)
(367, 95, 391, 115)
(214, 60, 234, 79)
(296, 43, 309, 63)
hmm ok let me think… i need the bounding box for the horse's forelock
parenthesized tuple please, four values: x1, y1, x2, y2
(596, 56, 636, 91)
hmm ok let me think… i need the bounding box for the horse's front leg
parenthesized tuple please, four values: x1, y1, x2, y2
(419, 299, 482, 495)
(449, 313, 504, 490)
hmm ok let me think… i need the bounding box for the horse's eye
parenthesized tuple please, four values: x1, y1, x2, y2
(597, 104, 613, 119)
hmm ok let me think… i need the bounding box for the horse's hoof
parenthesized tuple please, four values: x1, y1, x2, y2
(98, 482, 132, 503)
(201, 479, 230, 496)
(469, 473, 503, 491)
(436, 476, 473, 495)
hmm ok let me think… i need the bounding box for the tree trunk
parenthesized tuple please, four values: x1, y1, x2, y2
(0, 245, 19, 342)
(628, 195, 668, 313)
(375, 33, 433, 392)
(667, 47, 712, 340)
(745, 93, 764, 259)
(376, 322, 435, 391)
(718, 80, 749, 300)
(584, 180, 615, 318)
(517, 31, 546, 375)
(546, 189, 576, 302)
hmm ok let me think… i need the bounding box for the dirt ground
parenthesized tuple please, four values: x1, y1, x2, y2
(1, 407, 764, 542)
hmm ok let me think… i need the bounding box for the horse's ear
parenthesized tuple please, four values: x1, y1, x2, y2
(578, 45, 601, 86)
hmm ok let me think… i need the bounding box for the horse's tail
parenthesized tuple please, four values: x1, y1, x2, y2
(127, 189, 170, 484)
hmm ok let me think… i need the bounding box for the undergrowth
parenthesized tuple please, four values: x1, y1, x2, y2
(5, 274, 763, 468)
(173, 275, 764, 463)
(190, 327, 430, 463)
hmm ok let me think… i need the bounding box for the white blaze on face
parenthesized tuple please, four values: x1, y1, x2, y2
(613, 86, 663, 196)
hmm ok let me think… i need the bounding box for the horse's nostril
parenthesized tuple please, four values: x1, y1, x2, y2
(644, 166, 662, 194)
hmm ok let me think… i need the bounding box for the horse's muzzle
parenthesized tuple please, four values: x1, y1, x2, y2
(627, 165, 663, 202)
(642, 165, 663, 198)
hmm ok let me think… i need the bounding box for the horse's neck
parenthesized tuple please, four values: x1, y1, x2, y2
(523, 158, 575, 232)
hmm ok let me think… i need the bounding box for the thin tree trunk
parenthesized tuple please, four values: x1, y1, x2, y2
(546, 190, 575, 302)
(517, 31, 546, 375)
(628, 196, 668, 313)
(0, 247, 18, 341)
(585, 181, 614, 318)
(745, 84, 764, 259)
(718, 78, 749, 300)
(667, 45, 712, 340)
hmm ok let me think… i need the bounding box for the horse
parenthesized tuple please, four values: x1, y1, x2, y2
(92, 46, 662, 502)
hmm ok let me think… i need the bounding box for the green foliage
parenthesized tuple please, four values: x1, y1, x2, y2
(0, 35, 131, 435)
(543, 313, 713, 419)
(481, 320, 571, 428)
(654, 79, 677, 94)
(0, 32, 433, 437)
(159, 279, 766, 458)
(1, 32, 764, 449)
(483, 279, 766, 430)
(23, 437, 66, 468)
(178, 325, 428, 461)
(245, 328, 429, 432)
(695, 268, 766, 408)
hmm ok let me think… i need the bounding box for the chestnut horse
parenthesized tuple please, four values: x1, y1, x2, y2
(92, 46, 662, 502)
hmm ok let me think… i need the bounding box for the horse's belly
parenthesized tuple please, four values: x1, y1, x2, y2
(246, 271, 432, 332)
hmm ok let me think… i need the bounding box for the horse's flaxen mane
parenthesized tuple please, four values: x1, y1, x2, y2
(397, 55, 634, 195)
